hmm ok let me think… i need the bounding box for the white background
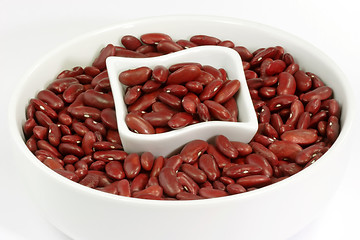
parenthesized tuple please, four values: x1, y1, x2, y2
(1, 0, 359, 239)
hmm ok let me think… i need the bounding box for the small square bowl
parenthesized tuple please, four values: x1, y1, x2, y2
(106, 45, 258, 156)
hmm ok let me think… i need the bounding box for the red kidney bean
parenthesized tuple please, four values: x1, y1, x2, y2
(250, 47, 278, 66)
(114, 179, 130, 197)
(104, 160, 125, 180)
(119, 67, 152, 87)
(81, 131, 96, 155)
(141, 79, 162, 93)
(133, 185, 163, 199)
(259, 87, 276, 99)
(92, 141, 122, 151)
(123, 153, 141, 179)
(177, 172, 199, 195)
(199, 188, 228, 198)
(54, 169, 79, 182)
(184, 81, 203, 94)
(125, 112, 155, 134)
(268, 140, 303, 161)
(297, 112, 311, 129)
(204, 100, 231, 121)
(223, 97, 238, 122)
(151, 65, 168, 83)
(266, 59, 286, 76)
(47, 123, 61, 146)
(23, 118, 37, 138)
(295, 142, 326, 165)
(43, 158, 64, 170)
(91, 71, 108, 88)
(321, 99, 341, 118)
(206, 144, 231, 168)
(236, 175, 271, 188)
(198, 154, 220, 181)
(301, 86, 333, 102)
(233, 46, 253, 61)
(159, 167, 182, 197)
(150, 156, 164, 178)
(326, 116, 340, 144)
(277, 72, 296, 95)
(279, 162, 302, 176)
(47, 77, 79, 93)
(167, 65, 201, 85)
(213, 180, 226, 191)
(93, 150, 127, 162)
(68, 106, 101, 121)
(83, 89, 114, 109)
(128, 90, 161, 112)
(164, 155, 183, 171)
(199, 79, 223, 101)
(176, 192, 203, 200)
(115, 47, 147, 58)
(213, 80, 240, 104)
(100, 108, 117, 130)
(157, 40, 183, 53)
(37, 90, 64, 111)
(168, 112, 193, 129)
(215, 135, 238, 159)
(245, 153, 273, 177)
(58, 143, 84, 158)
(121, 35, 142, 51)
(286, 99, 304, 127)
(280, 129, 318, 145)
(294, 70, 312, 92)
(226, 183, 246, 195)
(285, 63, 299, 75)
(176, 39, 198, 49)
(62, 83, 84, 103)
(259, 105, 271, 123)
(267, 94, 298, 112)
(202, 65, 223, 81)
(129, 173, 148, 193)
(182, 92, 200, 114)
(140, 33, 172, 45)
(124, 86, 142, 105)
(79, 173, 100, 188)
(142, 111, 173, 127)
(57, 66, 83, 79)
(305, 98, 321, 115)
(196, 103, 211, 122)
(26, 136, 37, 152)
(224, 163, 262, 178)
(246, 78, 264, 89)
(180, 163, 207, 184)
(180, 139, 208, 164)
(169, 62, 202, 72)
(140, 152, 154, 171)
(164, 85, 188, 97)
(190, 35, 221, 45)
(309, 111, 328, 128)
(92, 44, 116, 71)
(31, 99, 58, 120)
(249, 141, 279, 167)
(157, 92, 182, 110)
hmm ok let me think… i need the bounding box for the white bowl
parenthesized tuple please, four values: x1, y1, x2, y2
(9, 15, 355, 240)
(106, 46, 257, 156)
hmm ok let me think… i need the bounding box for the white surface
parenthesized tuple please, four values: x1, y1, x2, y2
(107, 46, 256, 156)
(1, 0, 359, 239)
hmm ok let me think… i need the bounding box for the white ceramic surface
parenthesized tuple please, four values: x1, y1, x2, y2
(106, 46, 257, 156)
(8, 15, 355, 240)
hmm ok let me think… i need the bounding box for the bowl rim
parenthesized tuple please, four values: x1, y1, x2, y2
(8, 14, 356, 206)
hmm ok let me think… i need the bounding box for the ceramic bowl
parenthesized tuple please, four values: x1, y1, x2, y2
(9, 15, 355, 240)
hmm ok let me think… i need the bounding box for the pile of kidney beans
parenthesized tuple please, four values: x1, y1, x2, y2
(120, 63, 241, 133)
(23, 33, 340, 200)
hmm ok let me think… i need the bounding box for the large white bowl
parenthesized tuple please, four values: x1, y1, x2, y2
(9, 15, 355, 240)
